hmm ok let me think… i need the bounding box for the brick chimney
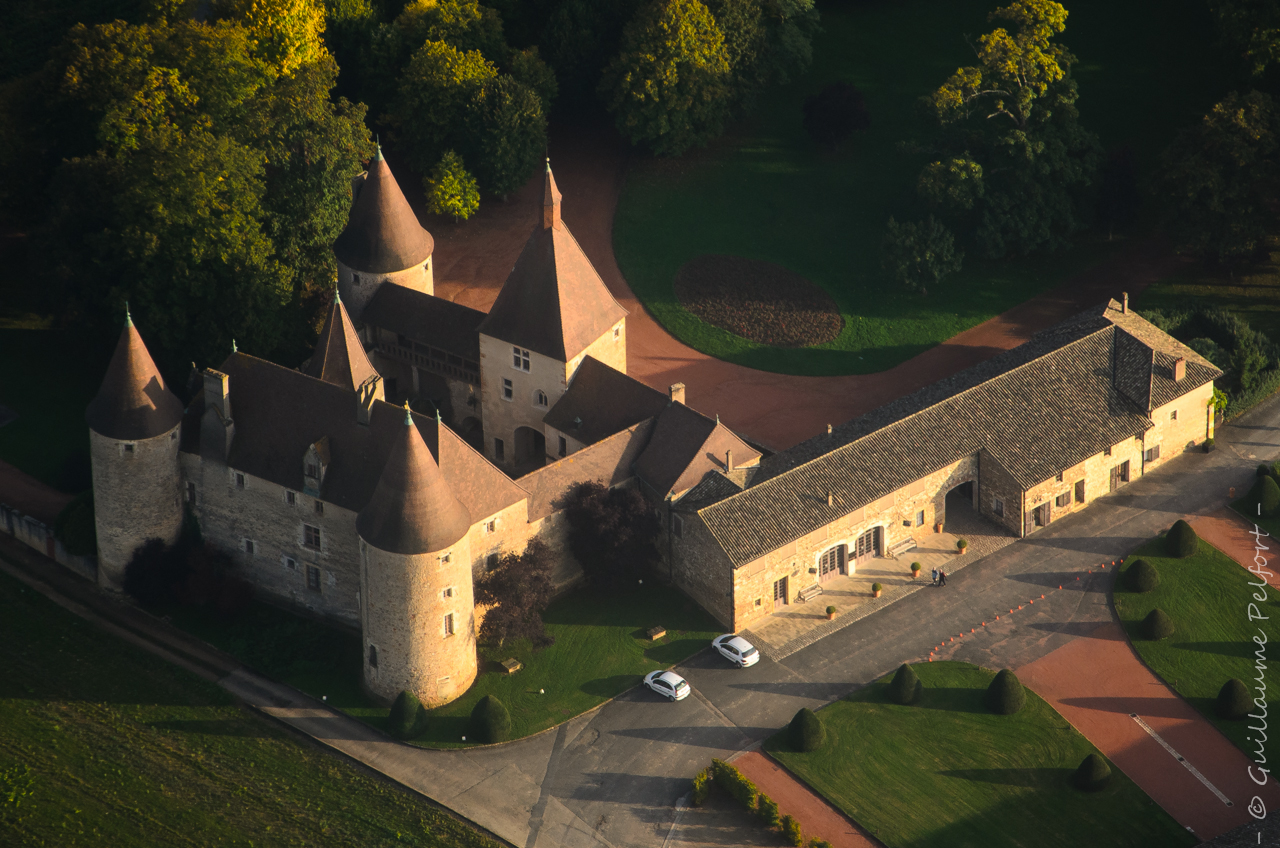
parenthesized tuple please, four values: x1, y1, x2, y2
(725, 449, 733, 472)
(1173, 357, 1186, 382)
(827, 423, 833, 437)
(669, 382, 685, 404)
(1122, 292, 1129, 314)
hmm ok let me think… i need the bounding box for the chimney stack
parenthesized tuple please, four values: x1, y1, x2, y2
(725, 449, 733, 472)
(827, 490, 834, 506)
(1174, 356, 1186, 382)
(203, 369, 231, 422)
(1122, 292, 1129, 314)
(669, 382, 685, 405)
(827, 423, 833, 436)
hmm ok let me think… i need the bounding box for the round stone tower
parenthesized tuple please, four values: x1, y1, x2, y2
(86, 309, 186, 592)
(357, 404, 476, 707)
(333, 145, 435, 323)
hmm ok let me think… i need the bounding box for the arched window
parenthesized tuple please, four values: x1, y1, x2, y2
(534, 390, 548, 407)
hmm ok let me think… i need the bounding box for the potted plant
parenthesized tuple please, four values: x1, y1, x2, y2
(825, 605, 837, 620)
(871, 583, 882, 598)
(910, 562, 922, 579)
(956, 538, 968, 554)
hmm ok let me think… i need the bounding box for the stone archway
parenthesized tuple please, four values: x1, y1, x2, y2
(513, 426, 546, 474)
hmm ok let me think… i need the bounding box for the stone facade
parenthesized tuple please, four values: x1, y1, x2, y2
(89, 424, 183, 592)
(1145, 382, 1214, 473)
(338, 257, 433, 324)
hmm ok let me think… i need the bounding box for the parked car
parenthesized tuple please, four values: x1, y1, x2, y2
(711, 634, 760, 668)
(643, 670, 691, 701)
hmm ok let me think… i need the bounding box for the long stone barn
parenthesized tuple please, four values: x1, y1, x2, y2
(666, 298, 1221, 633)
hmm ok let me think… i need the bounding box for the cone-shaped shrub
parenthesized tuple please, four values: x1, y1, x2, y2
(1260, 463, 1272, 478)
(788, 707, 825, 752)
(888, 663, 922, 705)
(388, 689, 422, 739)
(1141, 608, 1175, 640)
(1218, 678, 1253, 720)
(1123, 558, 1160, 593)
(985, 669, 1026, 715)
(1073, 753, 1111, 791)
(1167, 519, 1199, 557)
(1252, 475, 1280, 518)
(471, 694, 512, 743)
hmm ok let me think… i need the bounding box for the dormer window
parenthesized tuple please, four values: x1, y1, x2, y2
(512, 347, 530, 372)
(306, 463, 318, 477)
(303, 437, 330, 497)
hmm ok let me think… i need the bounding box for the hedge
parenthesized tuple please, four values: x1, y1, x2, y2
(700, 759, 808, 846)
(780, 813, 803, 847)
(1122, 558, 1160, 593)
(985, 669, 1026, 715)
(470, 694, 512, 743)
(1166, 519, 1199, 558)
(888, 663, 921, 706)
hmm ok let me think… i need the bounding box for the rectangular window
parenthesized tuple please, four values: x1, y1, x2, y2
(187, 482, 196, 503)
(1055, 492, 1071, 508)
(314, 500, 324, 515)
(1075, 480, 1085, 503)
(1055, 471, 1063, 483)
(558, 436, 567, 457)
(1104, 446, 1112, 457)
(236, 473, 246, 489)
(243, 539, 255, 555)
(368, 645, 378, 668)
(494, 438, 505, 461)
(1171, 409, 1178, 421)
(306, 462, 319, 478)
(443, 587, 454, 599)
(773, 576, 788, 605)
(484, 519, 496, 534)
(284, 556, 297, 571)
(1120, 460, 1130, 482)
(123, 443, 135, 456)
(440, 553, 451, 564)
(512, 347, 530, 372)
(285, 490, 297, 506)
(993, 497, 1004, 517)
(672, 514, 684, 538)
(303, 524, 322, 550)
(306, 565, 321, 591)
(443, 613, 455, 636)
(1144, 445, 1161, 463)
(502, 378, 513, 400)
(915, 510, 925, 527)
(613, 326, 620, 339)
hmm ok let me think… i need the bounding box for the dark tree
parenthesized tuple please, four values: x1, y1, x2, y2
(562, 481, 660, 590)
(1095, 147, 1139, 240)
(474, 538, 556, 648)
(123, 538, 181, 606)
(801, 82, 869, 147)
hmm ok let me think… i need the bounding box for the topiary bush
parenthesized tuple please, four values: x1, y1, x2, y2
(388, 689, 423, 740)
(1073, 753, 1111, 791)
(1167, 519, 1199, 557)
(871, 582, 883, 593)
(788, 707, 825, 752)
(1122, 558, 1161, 593)
(470, 694, 512, 743)
(985, 669, 1026, 715)
(1140, 608, 1175, 640)
(1251, 474, 1280, 517)
(888, 663, 922, 706)
(1218, 678, 1252, 719)
(779, 813, 804, 847)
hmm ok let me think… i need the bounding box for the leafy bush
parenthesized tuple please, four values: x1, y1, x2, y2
(756, 794, 780, 828)
(470, 694, 512, 743)
(788, 707, 825, 752)
(808, 840, 833, 848)
(1166, 519, 1199, 558)
(888, 663, 921, 706)
(563, 481, 660, 591)
(1251, 474, 1280, 517)
(1217, 678, 1253, 720)
(710, 758, 757, 809)
(475, 537, 555, 649)
(911, 561, 922, 573)
(53, 489, 97, 556)
(425, 150, 480, 221)
(825, 605, 837, 615)
(881, 215, 963, 297)
(871, 583, 882, 593)
(801, 81, 869, 146)
(1122, 558, 1160, 593)
(780, 813, 803, 847)
(691, 766, 712, 806)
(985, 669, 1026, 715)
(1140, 608, 1175, 640)
(388, 689, 423, 739)
(1073, 753, 1111, 791)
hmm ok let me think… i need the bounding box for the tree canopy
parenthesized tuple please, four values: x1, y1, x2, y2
(474, 538, 555, 648)
(563, 481, 660, 590)
(1210, 0, 1280, 77)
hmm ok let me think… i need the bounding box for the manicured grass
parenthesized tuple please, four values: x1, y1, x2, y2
(613, 0, 1237, 376)
(0, 569, 501, 847)
(165, 581, 722, 748)
(1136, 243, 1280, 340)
(764, 661, 1194, 848)
(1114, 533, 1280, 758)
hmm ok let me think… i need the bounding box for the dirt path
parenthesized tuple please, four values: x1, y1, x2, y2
(731, 751, 882, 848)
(427, 120, 1187, 451)
(1017, 621, 1280, 841)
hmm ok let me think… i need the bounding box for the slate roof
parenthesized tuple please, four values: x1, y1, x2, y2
(357, 405, 472, 555)
(304, 293, 380, 392)
(362, 284, 485, 363)
(518, 420, 655, 521)
(634, 403, 762, 500)
(182, 353, 526, 524)
(696, 300, 1222, 567)
(87, 317, 185, 440)
(543, 357, 670, 445)
(477, 167, 628, 361)
(332, 148, 434, 273)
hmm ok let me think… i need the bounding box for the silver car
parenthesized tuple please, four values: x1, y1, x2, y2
(643, 670, 692, 701)
(712, 634, 760, 668)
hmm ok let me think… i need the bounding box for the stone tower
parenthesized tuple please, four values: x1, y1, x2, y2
(86, 309, 186, 592)
(476, 162, 629, 469)
(333, 144, 436, 323)
(356, 404, 477, 707)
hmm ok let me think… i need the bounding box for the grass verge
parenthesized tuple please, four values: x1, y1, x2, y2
(764, 661, 1194, 848)
(0, 569, 501, 847)
(1115, 531, 1280, 759)
(164, 581, 721, 748)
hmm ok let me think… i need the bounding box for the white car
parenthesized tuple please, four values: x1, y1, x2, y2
(712, 634, 760, 668)
(644, 670, 691, 701)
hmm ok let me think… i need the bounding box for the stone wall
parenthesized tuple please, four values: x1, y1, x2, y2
(337, 258, 433, 324)
(1022, 433, 1147, 535)
(478, 334, 570, 468)
(978, 449, 1025, 535)
(1144, 381, 1214, 472)
(668, 512, 736, 629)
(91, 424, 183, 591)
(566, 318, 626, 380)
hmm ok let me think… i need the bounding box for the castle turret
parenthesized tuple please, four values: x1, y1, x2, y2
(333, 145, 435, 322)
(86, 309, 186, 592)
(357, 404, 476, 706)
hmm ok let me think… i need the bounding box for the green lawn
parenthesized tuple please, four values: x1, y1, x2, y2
(764, 661, 1194, 848)
(165, 581, 722, 748)
(0, 569, 500, 848)
(613, 0, 1237, 376)
(1113, 533, 1280, 759)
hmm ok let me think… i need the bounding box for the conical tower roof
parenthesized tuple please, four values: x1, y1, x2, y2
(477, 163, 627, 361)
(305, 291, 380, 392)
(357, 405, 471, 555)
(86, 310, 185, 440)
(333, 146, 434, 274)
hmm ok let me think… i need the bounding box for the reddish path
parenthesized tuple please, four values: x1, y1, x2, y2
(1017, 621, 1280, 841)
(1191, 508, 1280, 590)
(732, 751, 883, 848)
(426, 121, 1186, 451)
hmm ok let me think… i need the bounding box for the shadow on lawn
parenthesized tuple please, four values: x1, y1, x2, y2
(581, 674, 643, 696)
(147, 717, 271, 738)
(938, 766, 1073, 788)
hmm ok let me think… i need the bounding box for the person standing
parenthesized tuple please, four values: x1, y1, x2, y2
(939, 570, 948, 587)
(931, 567, 939, 586)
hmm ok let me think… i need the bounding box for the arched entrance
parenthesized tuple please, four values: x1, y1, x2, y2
(513, 426, 546, 472)
(852, 526, 881, 565)
(818, 544, 847, 582)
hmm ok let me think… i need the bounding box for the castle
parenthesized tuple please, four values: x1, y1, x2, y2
(86, 149, 1222, 708)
